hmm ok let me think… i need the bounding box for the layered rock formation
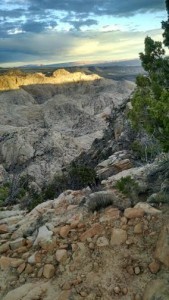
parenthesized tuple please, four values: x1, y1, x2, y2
(0, 70, 135, 185)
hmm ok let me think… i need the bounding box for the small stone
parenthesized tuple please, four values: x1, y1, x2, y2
(17, 263, 26, 274)
(89, 242, 95, 250)
(19, 277, 26, 284)
(43, 264, 55, 279)
(121, 216, 128, 225)
(80, 291, 88, 297)
(121, 225, 128, 230)
(59, 243, 68, 249)
(134, 294, 142, 300)
(16, 246, 28, 254)
(114, 286, 121, 294)
(28, 252, 42, 264)
(62, 281, 72, 290)
(126, 238, 134, 245)
(56, 249, 68, 263)
(80, 223, 103, 242)
(124, 208, 144, 219)
(134, 223, 143, 234)
(126, 266, 134, 275)
(111, 228, 127, 245)
(134, 202, 162, 215)
(122, 287, 128, 295)
(59, 225, 70, 238)
(96, 236, 109, 247)
(134, 266, 141, 275)
(71, 244, 78, 251)
(33, 225, 53, 249)
(70, 220, 79, 229)
(37, 267, 43, 278)
(0, 224, 9, 234)
(10, 238, 26, 250)
(0, 256, 24, 269)
(0, 243, 9, 254)
(58, 290, 72, 300)
(93, 262, 99, 268)
(22, 252, 30, 260)
(100, 208, 120, 222)
(78, 223, 85, 229)
(24, 263, 33, 274)
(148, 261, 160, 274)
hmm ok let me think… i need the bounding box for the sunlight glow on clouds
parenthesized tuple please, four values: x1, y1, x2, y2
(0, 0, 167, 66)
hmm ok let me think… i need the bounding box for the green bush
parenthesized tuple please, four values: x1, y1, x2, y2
(131, 140, 160, 162)
(67, 164, 96, 189)
(43, 174, 68, 200)
(20, 192, 44, 212)
(0, 185, 9, 206)
(42, 164, 97, 201)
(115, 176, 139, 204)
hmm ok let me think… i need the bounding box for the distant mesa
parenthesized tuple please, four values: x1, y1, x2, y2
(52, 69, 70, 77)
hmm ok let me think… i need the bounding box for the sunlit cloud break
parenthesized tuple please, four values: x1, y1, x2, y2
(0, 0, 167, 66)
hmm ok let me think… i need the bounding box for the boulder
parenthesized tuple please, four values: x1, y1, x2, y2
(33, 225, 53, 247)
(155, 224, 169, 267)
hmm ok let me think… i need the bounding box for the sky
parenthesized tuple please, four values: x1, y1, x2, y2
(0, 0, 167, 67)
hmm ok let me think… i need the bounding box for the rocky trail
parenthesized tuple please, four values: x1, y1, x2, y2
(0, 182, 169, 300)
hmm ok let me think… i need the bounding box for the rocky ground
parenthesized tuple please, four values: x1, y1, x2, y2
(0, 185, 169, 300)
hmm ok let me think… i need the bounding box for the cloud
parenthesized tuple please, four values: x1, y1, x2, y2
(21, 20, 57, 33)
(65, 19, 98, 30)
(0, 0, 165, 37)
(27, 0, 165, 17)
(0, 28, 163, 65)
(0, 0, 166, 65)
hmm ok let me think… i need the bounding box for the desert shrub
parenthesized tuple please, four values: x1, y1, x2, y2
(86, 192, 116, 212)
(131, 139, 161, 162)
(0, 182, 26, 206)
(43, 174, 68, 200)
(0, 185, 9, 206)
(20, 192, 43, 212)
(42, 164, 97, 202)
(67, 164, 97, 190)
(147, 192, 169, 204)
(115, 176, 139, 205)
